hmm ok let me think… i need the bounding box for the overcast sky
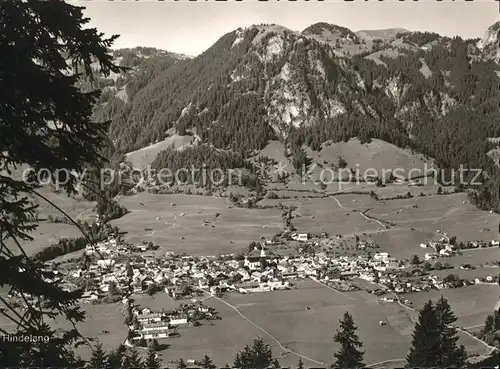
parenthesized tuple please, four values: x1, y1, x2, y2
(80, 1, 499, 56)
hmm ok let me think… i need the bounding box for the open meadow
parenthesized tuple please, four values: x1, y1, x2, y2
(431, 266, 499, 280)
(6, 222, 83, 257)
(403, 285, 499, 331)
(367, 193, 498, 244)
(155, 279, 413, 367)
(149, 279, 495, 367)
(34, 187, 97, 222)
(0, 301, 127, 360)
(444, 247, 499, 266)
(112, 193, 283, 255)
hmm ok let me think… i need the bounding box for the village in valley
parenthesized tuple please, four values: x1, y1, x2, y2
(6, 185, 499, 367)
(4, 2, 500, 369)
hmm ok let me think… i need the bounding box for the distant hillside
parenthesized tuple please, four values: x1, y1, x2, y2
(356, 28, 410, 42)
(88, 22, 500, 209)
(125, 133, 195, 170)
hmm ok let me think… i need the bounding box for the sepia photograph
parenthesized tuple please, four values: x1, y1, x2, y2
(0, 1, 499, 368)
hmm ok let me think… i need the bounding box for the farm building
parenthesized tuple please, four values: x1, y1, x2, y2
(136, 313, 163, 324)
(291, 233, 309, 242)
(141, 321, 170, 332)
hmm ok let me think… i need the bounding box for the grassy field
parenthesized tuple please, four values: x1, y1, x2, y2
(304, 138, 432, 177)
(432, 266, 499, 280)
(259, 196, 382, 237)
(112, 193, 283, 255)
(159, 280, 413, 367)
(258, 192, 497, 261)
(34, 187, 96, 222)
(6, 222, 83, 257)
(367, 193, 498, 243)
(0, 301, 127, 360)
(125, 134, 194, 170)
(444, 247, 499, 266)
(403, 285, 498, 330)
(157, 279, 495, 367)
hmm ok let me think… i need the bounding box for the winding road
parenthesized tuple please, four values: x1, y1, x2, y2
(330, 196, 387, 228)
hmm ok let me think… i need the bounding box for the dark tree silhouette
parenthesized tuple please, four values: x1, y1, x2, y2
(177, 358, 187, 369)
(332, 311, 365, 369)
(106, 344, 127, 368)
(233, 337, 275, 369)
(406, 300, 442, 368)
(435, 296, 464, 367)
(122, 348, 143, 368)
(297, 358, 305, 369)
(200, 354, 216, 369)
(89, 342, 107, 369)
(0, 0, 122, 366)
(144, 349, 161, 369)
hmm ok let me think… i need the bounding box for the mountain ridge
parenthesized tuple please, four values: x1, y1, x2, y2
(87, 21, 500, 210)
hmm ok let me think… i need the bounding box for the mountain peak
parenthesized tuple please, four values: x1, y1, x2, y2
(477, 21, 500, 62)
(302, 23, 359, 42)
(355, 28, 409, 42)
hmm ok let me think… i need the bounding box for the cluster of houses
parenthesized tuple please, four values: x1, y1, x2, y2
(59, 232, 497, 305)
(419, 237, 498, 260)
(128, 303, 214, 341)
(10, 227, 494, 332)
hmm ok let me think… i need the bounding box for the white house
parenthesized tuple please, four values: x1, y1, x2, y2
(142, 322, 169, 332)
(292, 233, 309, 242)
(137, 313, 163, 323)
(136, 328, 170, 340)
(169, 316, 188, 326)
(97, 259, 115, 268)
(374, 252, 389, 261)
(424, 253, 436, 260)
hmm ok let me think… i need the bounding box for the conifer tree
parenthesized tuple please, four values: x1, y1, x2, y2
(233, 352, 243, 368)
(297, 358, 304, 369)
(406, 300, 441, 368)
(455, 344, 468, 368)
(332, 311, 365, 369)
(271, 358, 281, 368)
(177, 358, 187, 369)
(200, 354, 216, 369)
(147, 339, 160, 352)
(234, 337, 274, 369)
(0, 0, 122, 367)
(123, 348, 143, 368)
(106, 344, 127, 368)
(144, 349, 161, 369)
(435, 295, 461, 367)
(88, 342, 107, 369)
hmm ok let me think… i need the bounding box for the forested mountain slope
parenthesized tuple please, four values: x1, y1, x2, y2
(91, 22, 500, 209)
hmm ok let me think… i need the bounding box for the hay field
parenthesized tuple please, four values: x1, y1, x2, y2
(259, 196, 382, 237)
(5, 222, 83, 257)
(34, 187, 96, 222)
(112, 193, 283, 255)
(125, 134, 194, 170)
(403, 285, 498, 330)
(365, 228, 435, 260)
(431, 266, 499, 280)
(163, 280, 413, 367)
(305, 138, 432, 176)
(165, 280, 494, 366)
(0, 302, 127, 359)
(444, 248, 499, 266)
(367, 193, 498, 244)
